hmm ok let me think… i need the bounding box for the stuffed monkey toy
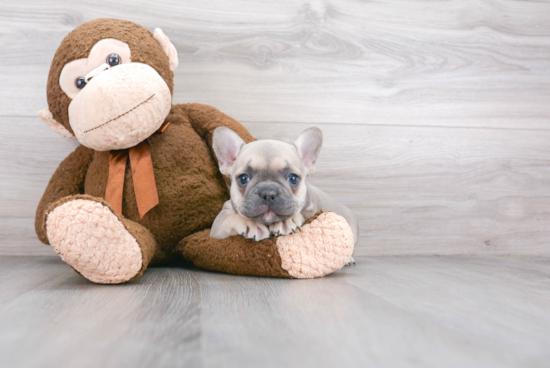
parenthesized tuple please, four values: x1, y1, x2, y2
(35, 18, 354, 284)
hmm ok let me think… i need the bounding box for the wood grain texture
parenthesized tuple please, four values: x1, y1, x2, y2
(0, 255, 549, 368)
(1, 0, 550, 129)
(1, 0, 550, 256)
(4, 116, 550, 256)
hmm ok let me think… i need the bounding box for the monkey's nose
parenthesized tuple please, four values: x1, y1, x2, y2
(259, 188, 278, 204)
(85, 63, 111, 83)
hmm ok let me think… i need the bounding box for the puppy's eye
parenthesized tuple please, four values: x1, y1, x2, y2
(75, 77, 87, 89)
(107, 53, 122, 67)
(288, 173, 300, 186)
(238, 174, 250, 186)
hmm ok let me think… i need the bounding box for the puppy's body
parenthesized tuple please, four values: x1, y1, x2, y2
(302, 183, 358, 242)
(210, 128, 358, 244)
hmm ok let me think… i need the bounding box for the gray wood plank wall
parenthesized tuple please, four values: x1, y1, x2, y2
(1, 0, 550, 256)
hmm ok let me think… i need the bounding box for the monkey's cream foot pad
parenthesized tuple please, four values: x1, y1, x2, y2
(46, 199, 142, 284)
(276, 212, 354, 278)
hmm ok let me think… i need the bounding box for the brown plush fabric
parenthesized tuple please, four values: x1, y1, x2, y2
(35, 145, 94, 244)
(47, 18, 174, 134)
(177, 230, 292, 278)
(120, 217, 157, 281)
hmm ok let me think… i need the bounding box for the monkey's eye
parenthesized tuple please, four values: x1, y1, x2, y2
(75, 77, 87, 89)
(288, 173, 300, 186)
(107, 53, 122, 67)
(238, 174, 250, 186)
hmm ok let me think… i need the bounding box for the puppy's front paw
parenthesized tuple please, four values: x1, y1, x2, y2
(234, 217, 270, 241)
(269, 213, 305, 237)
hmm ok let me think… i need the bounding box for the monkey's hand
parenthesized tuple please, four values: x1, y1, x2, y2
(268, 213, 305, 237)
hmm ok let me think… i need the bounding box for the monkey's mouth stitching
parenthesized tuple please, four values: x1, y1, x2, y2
(84, 94, 156, 134)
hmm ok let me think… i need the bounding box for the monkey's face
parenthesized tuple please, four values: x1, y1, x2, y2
(61, 39, 171, 150)
(40, 19, 179, 151)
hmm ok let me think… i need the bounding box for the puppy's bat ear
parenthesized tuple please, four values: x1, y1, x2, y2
(213, 127, 246, 176)
(294, 127, 323, 174)
(153, 28, 179, 71)
(38, 109, 75, 138)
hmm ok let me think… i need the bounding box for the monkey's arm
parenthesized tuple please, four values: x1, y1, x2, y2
(183, 103, 256, 149)
(35, 145, 94, 244)
(177, 211, 354, 278)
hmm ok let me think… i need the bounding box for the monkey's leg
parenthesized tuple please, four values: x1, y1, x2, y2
(44, 195, 157, 284)
(177, 212, 354, 279)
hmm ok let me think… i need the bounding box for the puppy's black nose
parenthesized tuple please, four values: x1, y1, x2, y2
(259, 188, 278, 204)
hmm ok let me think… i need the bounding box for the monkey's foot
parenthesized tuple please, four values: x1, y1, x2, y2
(276, 212, 354, 278)
(46, 198, 143, 284)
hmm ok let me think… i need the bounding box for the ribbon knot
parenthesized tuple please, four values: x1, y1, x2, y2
(104, 122, 169, 219)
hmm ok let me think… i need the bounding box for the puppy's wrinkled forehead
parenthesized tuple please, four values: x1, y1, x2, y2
(233, 140, 303, 174)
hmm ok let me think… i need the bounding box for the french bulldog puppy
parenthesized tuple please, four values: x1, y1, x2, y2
(210, 127, 358, 245)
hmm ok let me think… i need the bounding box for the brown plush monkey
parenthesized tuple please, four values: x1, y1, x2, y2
(36, 18, 354, 284)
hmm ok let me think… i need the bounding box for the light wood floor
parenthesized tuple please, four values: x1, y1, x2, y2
(0, 255, 548, 368)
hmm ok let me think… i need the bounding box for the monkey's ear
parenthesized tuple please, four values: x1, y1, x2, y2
(38, 109, 75, 138)
(153, 28, 179, 72)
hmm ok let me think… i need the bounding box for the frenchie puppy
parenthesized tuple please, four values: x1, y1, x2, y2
(210, 127, 358, 245)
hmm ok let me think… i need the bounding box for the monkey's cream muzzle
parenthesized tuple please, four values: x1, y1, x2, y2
(68, 63, 172, 151)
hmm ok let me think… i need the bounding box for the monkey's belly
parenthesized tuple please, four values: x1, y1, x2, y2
(84, 124, 229, 248)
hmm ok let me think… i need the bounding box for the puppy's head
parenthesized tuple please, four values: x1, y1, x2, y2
(213, 127, 323, 226)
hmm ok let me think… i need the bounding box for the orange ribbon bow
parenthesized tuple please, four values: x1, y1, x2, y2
(104, 122, 170, 219)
